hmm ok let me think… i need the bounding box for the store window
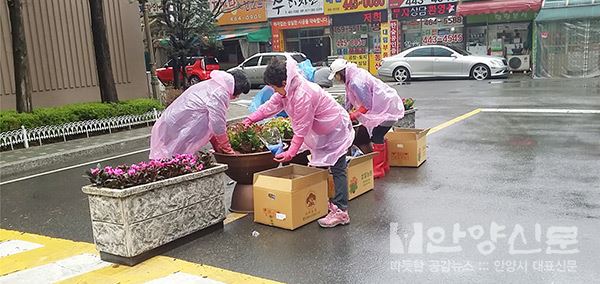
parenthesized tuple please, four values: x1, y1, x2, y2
(401, 16, 464, 50)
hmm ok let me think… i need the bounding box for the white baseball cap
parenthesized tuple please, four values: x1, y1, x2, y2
(328, 58, 348, 80)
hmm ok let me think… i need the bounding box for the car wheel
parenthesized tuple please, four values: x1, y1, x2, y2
(189, 76, 201, 85)
(393, 67, 410, 82)
(471, 64, 490, 81)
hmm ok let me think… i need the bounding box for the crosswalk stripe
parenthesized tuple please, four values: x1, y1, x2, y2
(144, 272, 225, 284)
(0, 253, 110, 284)
(0, 240, 43, 257)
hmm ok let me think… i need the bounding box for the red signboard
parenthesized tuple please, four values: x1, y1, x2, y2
(271, 15, 331, 51)
(389, 20, 399, 55)
(392, 3, 457, 20)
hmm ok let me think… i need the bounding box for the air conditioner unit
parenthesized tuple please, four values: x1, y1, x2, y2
(507, 55, 530, 71)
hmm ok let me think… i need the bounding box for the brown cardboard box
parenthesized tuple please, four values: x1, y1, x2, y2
(385, 128, 430, 167)
(253, 165, 329, 230)
(327, 153, 376, 200)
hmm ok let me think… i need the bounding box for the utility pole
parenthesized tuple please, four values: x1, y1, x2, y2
(140, 0, 160, 99)
(89, 0, 119, 103)
(8, 0, 33, 113)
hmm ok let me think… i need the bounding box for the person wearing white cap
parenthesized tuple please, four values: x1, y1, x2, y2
(328, 58, 405, 178)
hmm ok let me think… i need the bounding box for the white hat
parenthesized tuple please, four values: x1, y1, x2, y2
(328, 58, 348, 80)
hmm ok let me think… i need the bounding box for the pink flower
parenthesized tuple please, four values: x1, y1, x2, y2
(127, 168, 137, 176)
(113, 168, 124, 176)
(90, 168, 100, 175)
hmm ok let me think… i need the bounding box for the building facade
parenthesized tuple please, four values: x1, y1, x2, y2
(0, 0, 148, 110)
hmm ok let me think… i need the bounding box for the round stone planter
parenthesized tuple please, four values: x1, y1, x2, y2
(81, 163, 228, 266)
(394, 108, 416, 128)
(213, 151, 279, 213)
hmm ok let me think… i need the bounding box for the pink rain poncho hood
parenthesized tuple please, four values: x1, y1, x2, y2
(149, 71, 234, 159)
(255, 60, 354, 167)
(344, 63, 404, 132)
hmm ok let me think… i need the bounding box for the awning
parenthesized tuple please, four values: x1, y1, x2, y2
(535, 5, 600, 22)
(457, 0, 542, 16)
(216, 28, 271, 43)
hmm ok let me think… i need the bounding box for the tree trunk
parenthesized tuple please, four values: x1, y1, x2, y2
(7, 0, 33, 113)
(88, 0, 118, 103)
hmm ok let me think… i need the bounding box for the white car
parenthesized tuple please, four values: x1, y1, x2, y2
(227, 52, 307, 87)
(378, 45, 509, 82)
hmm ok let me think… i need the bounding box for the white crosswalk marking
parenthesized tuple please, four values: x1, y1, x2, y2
(0, 240, 43, 257)
(0, 253, 110, 284)
(144, 272, 225, 284)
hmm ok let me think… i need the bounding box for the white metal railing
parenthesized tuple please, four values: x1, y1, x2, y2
(0, 108, 162, 151)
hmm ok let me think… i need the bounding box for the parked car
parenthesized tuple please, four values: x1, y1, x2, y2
(156, 56, 219, 85)
(378, 45, 509, 82)
(227, 52, 308, 87)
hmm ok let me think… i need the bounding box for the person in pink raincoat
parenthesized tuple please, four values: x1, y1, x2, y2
(243, 58, 354, 228)
(149, 70, 250, 160)
(328, 58, 405, 178)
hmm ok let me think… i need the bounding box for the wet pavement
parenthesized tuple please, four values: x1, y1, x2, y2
(1, 77, 599, 283)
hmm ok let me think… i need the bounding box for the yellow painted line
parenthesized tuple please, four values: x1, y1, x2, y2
(428, 108, 481, 135)
(0, 229, 96, 276)
(2, 229, 281, 284)
(224, 213, 247, 225)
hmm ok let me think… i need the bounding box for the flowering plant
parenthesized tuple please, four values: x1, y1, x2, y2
(85, 151, 213, 189)
(264, 117, 293, 140)
(403, 97, 415, 110)
(227, 123, 267, 154)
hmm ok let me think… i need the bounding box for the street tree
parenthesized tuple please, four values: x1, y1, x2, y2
(88, 0, 119, 103)
(7, 0, 33, 113)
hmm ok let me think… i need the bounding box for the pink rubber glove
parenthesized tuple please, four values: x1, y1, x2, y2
(274, 135, 304, 163)
(210, 133, 234, 154)
(244, 109, 266, 126)
(349, 106, 367, 121)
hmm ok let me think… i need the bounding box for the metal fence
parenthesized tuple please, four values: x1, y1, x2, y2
(0, 109, 162, 150)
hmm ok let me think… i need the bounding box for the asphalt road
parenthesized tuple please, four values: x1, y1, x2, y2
(1, 76, 599, 283)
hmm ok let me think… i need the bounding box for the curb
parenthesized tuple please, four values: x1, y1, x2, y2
(0, 116, 246, 178)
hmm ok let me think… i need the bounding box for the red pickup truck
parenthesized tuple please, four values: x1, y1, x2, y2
(156, 57, 220, 85)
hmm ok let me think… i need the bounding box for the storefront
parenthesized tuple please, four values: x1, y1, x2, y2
(268, 0, 331, 65)
(390, 0, 462, 50)
(458, 0, 542, 72)
(213, 0, 270, 69)
(325, 0, 388, 74)
(533, 2, 600, 78)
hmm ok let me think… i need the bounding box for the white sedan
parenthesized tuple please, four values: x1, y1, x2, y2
(378, 45, 509, 82)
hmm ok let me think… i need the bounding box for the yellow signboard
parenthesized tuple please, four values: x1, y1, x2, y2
(324, 0, 388, 15)
(212, 0, 267, 26)
(344, 54, 369, 71)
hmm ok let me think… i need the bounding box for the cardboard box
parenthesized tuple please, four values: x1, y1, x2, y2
(385, 128, 430, 167)
(253, 165, 329, 230)
(327, 153, 376, 200)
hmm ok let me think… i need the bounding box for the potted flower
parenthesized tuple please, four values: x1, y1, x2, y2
(212, 123, 279, 213)
(81, 152, 228, 266)
(264, 117, 311, 166)
(396, 97, 416, 128)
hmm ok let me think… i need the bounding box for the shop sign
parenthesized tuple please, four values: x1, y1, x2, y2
(344, 54, 369, 71)
(332, 10, 388, 26)
(211, 0, 267, 25)
(324, 0, 388, 15)
(390, 0, 457, 8)
(421, 33, 463, 45)
(421, 16, 462, 28)
(271, 14, 331, 29)
(466, 11, 536, 25)
(391, 3, 456, 20)
(389, 20, 399, 55)
(369, 53, 382, 75)
(380, 22, 390, 59)
(267, 0, 324, 18)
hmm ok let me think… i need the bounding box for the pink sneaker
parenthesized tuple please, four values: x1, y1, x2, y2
(327, 202, 338, 212)
(318, 208, 350, 228)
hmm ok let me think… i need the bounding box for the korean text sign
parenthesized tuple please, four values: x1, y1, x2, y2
(391, 3, 456, 20)
(324, 0, 388, 15)
(389, 0, 457, 8)
(211, 0, 267, 25)
(267, 0, 324, 18)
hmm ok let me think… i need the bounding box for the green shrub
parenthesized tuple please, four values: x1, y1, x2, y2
(0, 99, 164, 132)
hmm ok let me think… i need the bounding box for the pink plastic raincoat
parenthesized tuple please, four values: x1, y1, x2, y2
(344, 63, 404, 133)
(149, 71, 234, 159)
(253, 60, 354, 167)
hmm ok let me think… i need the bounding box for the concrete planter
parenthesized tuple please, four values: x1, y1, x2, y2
(81, 163, 228, 266)
(394, 108, 416, 128)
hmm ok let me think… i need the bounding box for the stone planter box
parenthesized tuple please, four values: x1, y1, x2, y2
(394, 108, 416, 128)
(81, 163, 228, 266)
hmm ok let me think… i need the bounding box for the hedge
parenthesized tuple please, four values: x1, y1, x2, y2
(0, 99, 164, 132)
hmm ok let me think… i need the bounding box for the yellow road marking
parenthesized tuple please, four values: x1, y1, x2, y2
(1, 229, 281, 284)
(428, 108, 481, 135)
(224, 213, 247, 225)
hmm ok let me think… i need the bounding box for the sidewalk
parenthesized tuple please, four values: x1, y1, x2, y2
(0, 104, 250, 179)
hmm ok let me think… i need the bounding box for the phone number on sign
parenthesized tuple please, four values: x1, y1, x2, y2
(342, 0, 386, 10)
(422, 33, 463, 45)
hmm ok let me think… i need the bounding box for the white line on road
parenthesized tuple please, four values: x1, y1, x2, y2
(0, 253, 110, 284)
(480, 108, 600, 114)
(0, 240, 43, 257)
(0, 148, 150, 186)
(144, 272, 225, 284)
